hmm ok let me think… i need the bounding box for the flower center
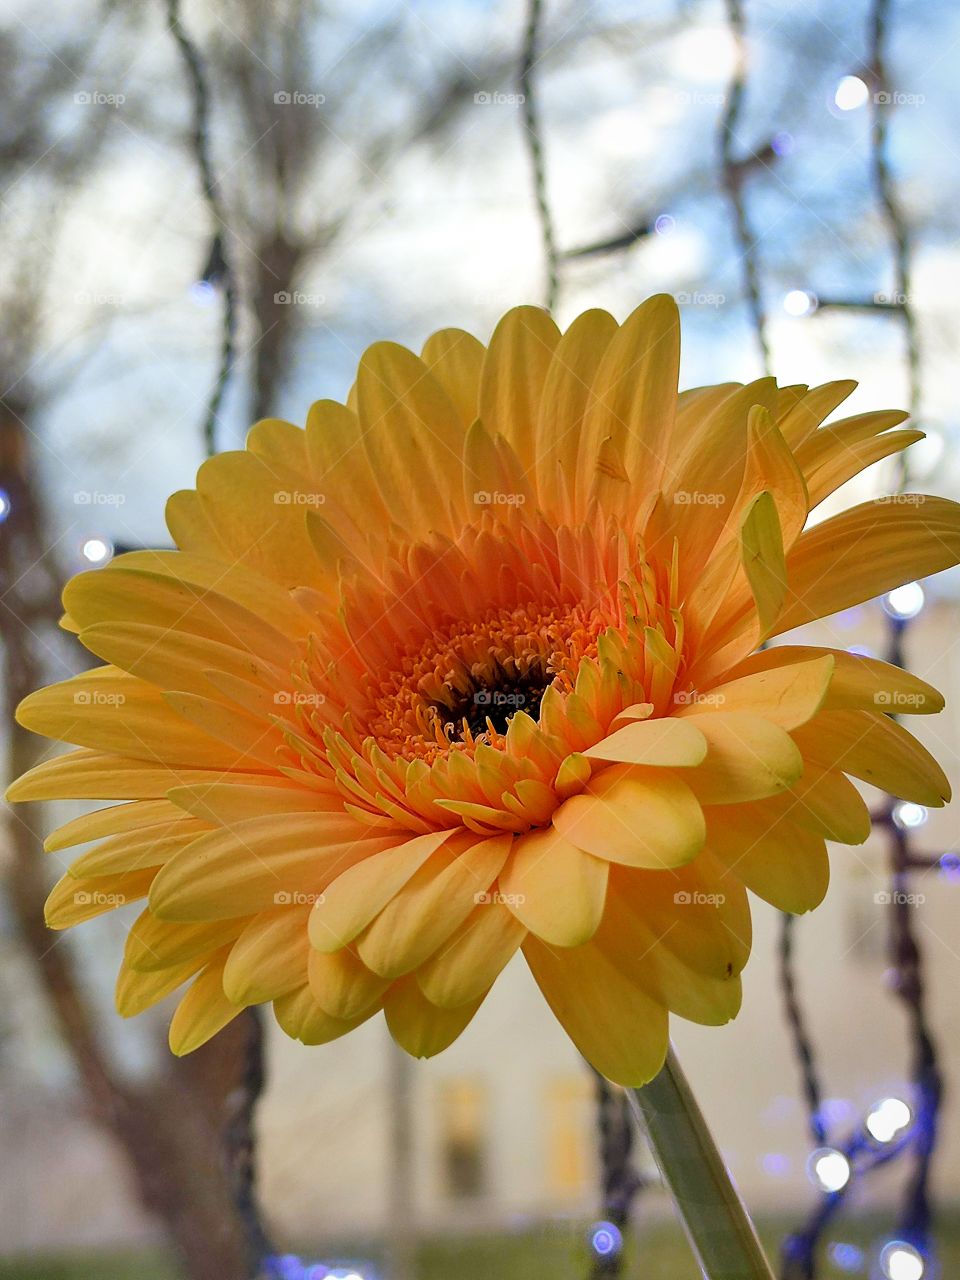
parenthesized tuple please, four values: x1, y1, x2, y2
(364, 602, 606, 760)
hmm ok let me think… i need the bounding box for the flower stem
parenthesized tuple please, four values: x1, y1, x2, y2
(626, 1044, 775, 1280)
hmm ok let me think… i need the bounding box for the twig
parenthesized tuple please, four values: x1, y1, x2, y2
(166, 0, 239, 455)
(719, 0, 770, 373)
(519, 0, 560, 310)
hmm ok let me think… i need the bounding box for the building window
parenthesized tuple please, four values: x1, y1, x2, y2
(438, 1078, 487, 1201)
(545, 1074, 595, 1197)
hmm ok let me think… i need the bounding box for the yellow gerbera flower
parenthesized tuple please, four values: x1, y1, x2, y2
(10, 297, 958, 1085)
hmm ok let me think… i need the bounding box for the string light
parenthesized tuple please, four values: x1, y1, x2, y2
(892, 802, 928, 831)
(828, 1242, 864, 1272)
(80, 536, 114, 566)
(834, 75, 869, 111)
(883, 581, 925, 620)
(866, 1097, 912, 1143)
(807, 1147, 851, 1193)
(880, 1241, 925, 1280)
(0, 487, 11, 523)
(783, 289, 818, 317)
(590, 1221, 624, 1258)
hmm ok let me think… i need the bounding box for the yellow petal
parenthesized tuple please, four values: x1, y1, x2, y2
(740, 489, 787, 639)
(578, 295, 679, 506)
(623, 854, 751, 971)
(421, 327, 485, 429)
(793, 711, 950, 806)
(479, 306, 560, 487)
(500, 827, 609, 947)
(415, 902, 526, 1008)
(678, 655, 834, 729)
(523, 936, 668, 1087)
(535, 309, 617, 515)
(16, 670, 249, 769)
(169, 950, 243, 1055)
(45, 869, 154, 929)
(774, 496, 960, 634)
(125, 911, 245, 973)
(684, 711, 804, 803)
(6, 749, 252, 803)
(149, 815, 394, 921)
(704, 805, 829, 914)
(778, 763, 871, 844)
(584, 716, 708, 766)
(721, 645, 944, 715)
(308, 947, 391, 1020)
(385, 976, 486, 1058)
(274, 985, 378, 1045)
(552, 765, 705, 869)
(66, 821, 209, 877)
(44, 799, 185, 852)
(356, 834, 512, 979)
(223, 907, 311, 1003)
(357, 341, 466, 534)
(308, 830, 457, 952)
(116, 955, 207, 1017)
(595, 882, 742, 1025)
(776, 380, 857, 450)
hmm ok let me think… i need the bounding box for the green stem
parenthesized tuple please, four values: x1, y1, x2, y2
(627, 1044, 775, 1280)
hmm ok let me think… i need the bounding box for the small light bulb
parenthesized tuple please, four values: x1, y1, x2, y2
(808, 1147, 851, 1192)
(880, 1241, 925, 1280)
(590, 1222, 623, 1257)
(893, 801, 928, 830)
(866, 1097, 912, 1143)
(783, 289, 818, 317)
(883, 581, 925, 620)
(0, 488, 11, 523)
(771, 130, 794, 157)
(81, 536, 114, 565)
(835, 75, 869, 111)
(654, 213, 676, 235)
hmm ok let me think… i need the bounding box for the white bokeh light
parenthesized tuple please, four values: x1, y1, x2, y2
(783, 289, 818, 317)
(880, 1241, 925, 1280)
(893, 801, 928, 830)
(835, 75, 869, 111)
(808, 1147, 851, 1192)
(866, 1097, 912, 1143)
(81, 536, 114, 566)
(883, 581, 925, 620)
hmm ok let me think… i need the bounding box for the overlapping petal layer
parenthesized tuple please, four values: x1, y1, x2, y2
(10, 296, 958, 1085)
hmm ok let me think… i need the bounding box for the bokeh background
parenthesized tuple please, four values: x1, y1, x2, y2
(2, 1, 960, 1278)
